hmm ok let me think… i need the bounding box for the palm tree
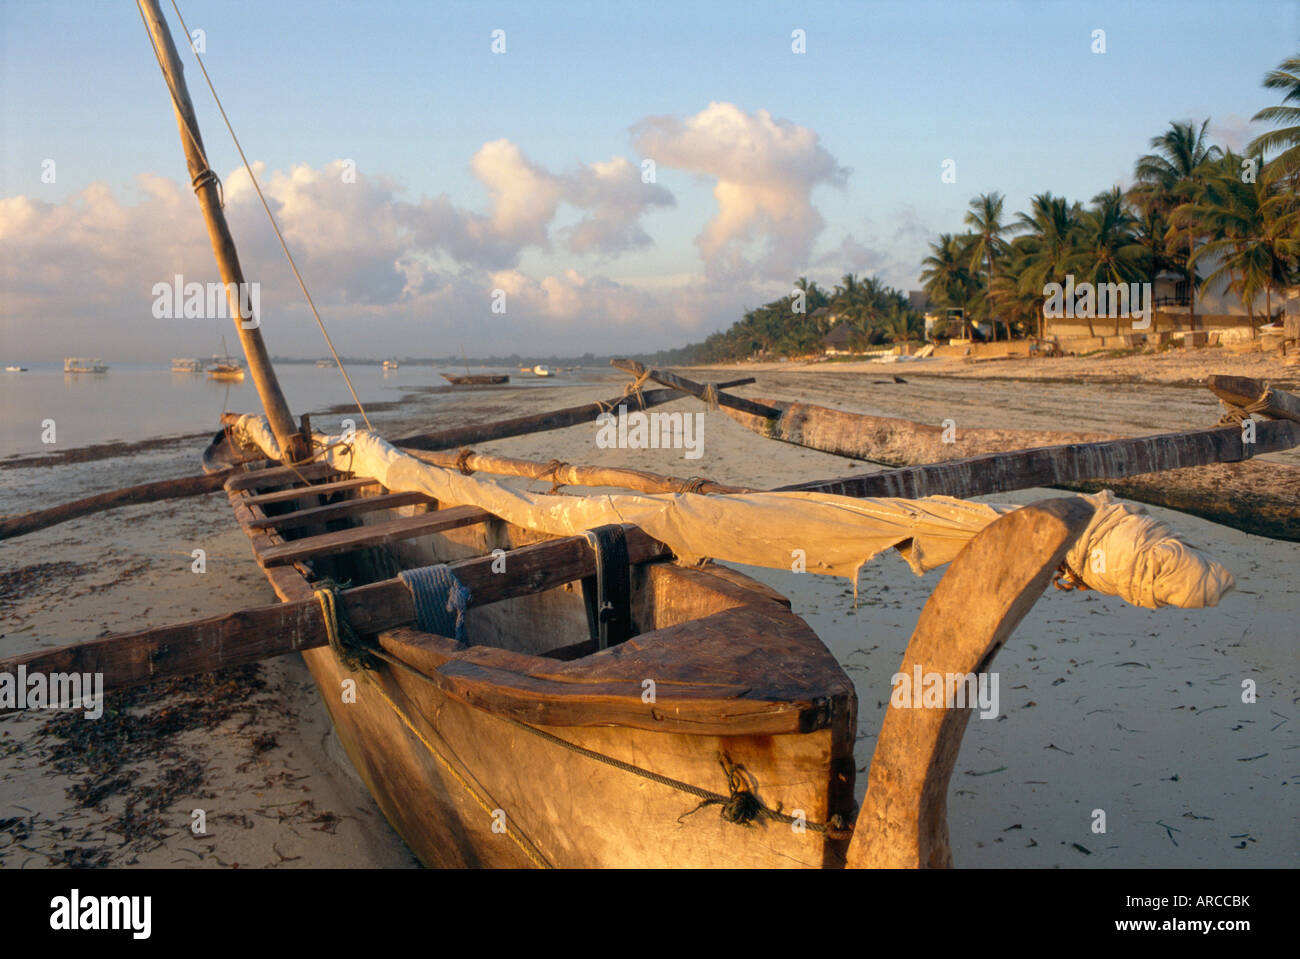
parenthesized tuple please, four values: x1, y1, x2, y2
(1074, 188, 1148, 334)
(1131, 120, 1222, 330)
(1246, 55, 1300, 184)
(1012, 193, 1083, 338)
(1178, 152, 1300, 331)
(920, 233, 976, 336)
(964, 192, 1009, 340)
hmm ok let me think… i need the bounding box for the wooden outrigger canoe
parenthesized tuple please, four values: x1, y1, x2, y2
(205, 431, 858, 867)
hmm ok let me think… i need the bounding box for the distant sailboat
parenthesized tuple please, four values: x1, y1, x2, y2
(208, 337, 245, 380)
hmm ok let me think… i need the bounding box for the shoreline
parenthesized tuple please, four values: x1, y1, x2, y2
(2, 354, 1296, 868)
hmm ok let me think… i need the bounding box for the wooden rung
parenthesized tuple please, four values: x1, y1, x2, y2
(227, 461, 343, 492)
(242, 477, 381, 507)
(249, 491, 435, 531)
(256, 505, 494, 566)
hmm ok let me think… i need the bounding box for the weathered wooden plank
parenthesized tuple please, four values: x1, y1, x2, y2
(0, 470, 235, 540)
(242, 476, 381, 507)
(248, 490, 435, 530)
(226, 460, 342, 491)
(847, 497, 1096, 868)
(392, 379, 755, 452)
(1207, 375, 1300, 424)
(611, 359, 780, 419)
(403, 448, 744, 495)
(0, 526, 672, 699)
(255, 505, 494, 566)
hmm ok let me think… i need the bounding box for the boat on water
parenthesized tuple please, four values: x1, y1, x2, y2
(63, 357, 108, 373)
(532, 365, 554, 377)
(316, 359, 334, 368)
(3, 1, 1290, 871)
(442, 373, 509, 385)
(383, 359, 399, 371)
(4, 365, 27, 372)
(171, 357, 203, 373)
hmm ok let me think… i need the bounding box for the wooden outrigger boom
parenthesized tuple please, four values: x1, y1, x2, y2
(606, 360, 1298, 540)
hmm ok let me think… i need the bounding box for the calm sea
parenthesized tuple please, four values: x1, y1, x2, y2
(0, 362, 573, 458)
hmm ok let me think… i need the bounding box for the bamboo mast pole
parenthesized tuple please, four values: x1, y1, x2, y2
(137, 0, 305, 460)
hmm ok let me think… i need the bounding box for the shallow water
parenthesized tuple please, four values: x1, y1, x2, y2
(0, 363, 571, 459)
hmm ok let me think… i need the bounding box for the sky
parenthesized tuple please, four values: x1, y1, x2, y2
(1, 0, 1297, 361)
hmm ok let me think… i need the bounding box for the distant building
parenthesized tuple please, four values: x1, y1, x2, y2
(822, 322, 855, 355)
(909, 290, 942, 338)
(810, 306, 838, 329)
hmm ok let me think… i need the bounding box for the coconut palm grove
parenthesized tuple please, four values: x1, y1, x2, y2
(662, 54, 1299, 365)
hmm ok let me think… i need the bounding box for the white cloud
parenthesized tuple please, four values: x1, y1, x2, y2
(632, 102, 848, 278)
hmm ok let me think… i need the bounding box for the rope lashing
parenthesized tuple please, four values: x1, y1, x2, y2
(454, 447, 475, 475)
(541, 459, 568, 493)
(676, 476, 710, 495)
(1215, 386, 1272, 428)
(701, 382, 721, 411)
(313, 582, 378, 672)
(191, 167, 224, 207)
(623, 370, 652, 409)
(398, 565, 471, 645)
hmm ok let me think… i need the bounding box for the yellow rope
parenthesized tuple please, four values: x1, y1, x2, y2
(312, 588, 549, 868)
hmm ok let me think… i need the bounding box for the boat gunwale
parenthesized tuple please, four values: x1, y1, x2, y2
(220, 460, 855, 738)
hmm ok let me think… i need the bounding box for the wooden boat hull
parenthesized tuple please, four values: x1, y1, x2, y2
(216, 440, 856, 867)
(441, 374, 509, 385)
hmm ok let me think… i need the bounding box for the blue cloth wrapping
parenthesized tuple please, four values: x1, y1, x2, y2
(398, 564, 471, 645)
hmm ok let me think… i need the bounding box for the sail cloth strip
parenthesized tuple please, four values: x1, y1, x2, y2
(231, 416, 1233, 610)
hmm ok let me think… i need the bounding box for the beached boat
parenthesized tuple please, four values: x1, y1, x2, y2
(4, 1, 1293, 871)
(442, 373, 509, 385)
(171, 357, 202, 373)
(64, 357, 108, 373)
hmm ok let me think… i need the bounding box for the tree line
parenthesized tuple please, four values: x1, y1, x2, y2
(921, 54, 1299, 341)
(648, 53, 1299, 364)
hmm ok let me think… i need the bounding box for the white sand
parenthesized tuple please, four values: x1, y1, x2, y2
(1, 360, 1295, 868)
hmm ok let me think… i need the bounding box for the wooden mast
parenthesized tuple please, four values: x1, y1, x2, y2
(137, 0, 305, 460)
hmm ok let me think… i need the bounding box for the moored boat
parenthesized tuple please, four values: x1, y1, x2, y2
(532, 365, 554, 377)
(383, 359, 399, 371)
(64, 357, 108, 373)
(441, 373, 509, 385)
(171, 357, 202, 372)
(4, 365, 26, 372)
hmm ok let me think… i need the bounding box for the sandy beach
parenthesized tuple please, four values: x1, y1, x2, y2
(1, 356, 1296, 868)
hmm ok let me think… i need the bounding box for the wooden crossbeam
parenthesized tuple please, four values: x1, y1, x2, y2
(255, 505, 494, 566)
(248, 491, 435, 531)
(241, 477, 381, 507)
(0, 527, 670, 699)
(610, 359, 781, 419)
(226, 461, 342, 491)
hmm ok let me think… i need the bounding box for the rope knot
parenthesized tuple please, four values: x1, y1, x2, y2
(454, 447, 475, 475)
(191, 168, 224, 207)
(541, 459, 567, 493)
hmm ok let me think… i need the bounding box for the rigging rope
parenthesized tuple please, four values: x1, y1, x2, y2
(164, 0, 373, 431)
